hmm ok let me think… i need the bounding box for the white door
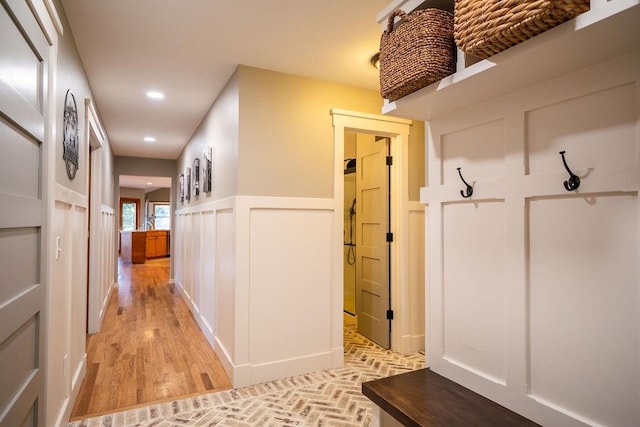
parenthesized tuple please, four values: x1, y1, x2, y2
(0, 1, 50, 425)
(355, 134, 390, 348)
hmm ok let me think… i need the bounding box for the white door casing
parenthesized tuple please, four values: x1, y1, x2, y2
(331, 109, 418, 354)
(85, 99, 107, 334)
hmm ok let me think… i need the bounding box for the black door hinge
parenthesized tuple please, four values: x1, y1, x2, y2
(386, 232, 393, 242)
(386, 310, 394, 320)
(386, 156, 393, 166)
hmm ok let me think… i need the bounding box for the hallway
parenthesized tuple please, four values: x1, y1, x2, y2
(68, 255, 426, 425)
(69, 320, 425, 426)
(71, 258, 231, 419)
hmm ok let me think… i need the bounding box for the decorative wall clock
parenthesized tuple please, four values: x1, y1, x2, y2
(63, 89, 79, 180)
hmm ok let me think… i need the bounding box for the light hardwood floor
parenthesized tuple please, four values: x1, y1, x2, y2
(70, 257, 231, 420)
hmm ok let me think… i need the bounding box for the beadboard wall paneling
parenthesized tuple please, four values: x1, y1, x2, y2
(422, 52, 640, 426)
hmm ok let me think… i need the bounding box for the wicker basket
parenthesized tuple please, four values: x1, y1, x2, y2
(455, 0, 590, 59)
(379, 8, 455, 102)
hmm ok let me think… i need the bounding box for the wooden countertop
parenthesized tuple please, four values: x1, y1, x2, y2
(362, 368, 539, 426)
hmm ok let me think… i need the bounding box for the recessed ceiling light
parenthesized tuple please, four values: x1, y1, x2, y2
(147, 182, 153, 185)
(144, 136, 156, 142)
(146, 91, 165, 100)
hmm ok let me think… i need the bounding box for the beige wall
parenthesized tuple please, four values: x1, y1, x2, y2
(55, 0, 114, 200)
(49, 1, 116, 425)
(177, 65, 423, 202)
(147, 187, 171, 202)
(176, 70, 239, 205)
(237, 66, 384, 198)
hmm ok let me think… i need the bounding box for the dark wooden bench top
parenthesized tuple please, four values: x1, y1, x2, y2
(362, 368, 540, 426)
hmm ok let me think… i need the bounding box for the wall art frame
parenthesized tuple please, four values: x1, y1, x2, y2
(202, 146, 212, 193)
(185, 167, 191, 201)
(192, 157, 200, 197)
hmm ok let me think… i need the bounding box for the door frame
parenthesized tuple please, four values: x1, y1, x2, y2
(331, 109, 417, 354)
(86, 99, 106, 334)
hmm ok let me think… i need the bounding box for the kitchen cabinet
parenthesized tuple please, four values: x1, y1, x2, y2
(121, 230, 169, 263)
(145, 230, 168, 258)
(120, 231, 146, 264)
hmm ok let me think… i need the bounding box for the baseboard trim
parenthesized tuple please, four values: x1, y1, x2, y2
(54, 397, 71, 427)
(332, 346, 344, 368)
(249, 351, 333, 386)
(96, 282, 117, 331)
(60, 353, 86, 426)
(213, 336, 251, 388)
(399, 334, 425, 355)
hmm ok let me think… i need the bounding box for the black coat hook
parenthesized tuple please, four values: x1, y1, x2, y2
(559, 151, 580, 191)
(457, 167, 473, 198)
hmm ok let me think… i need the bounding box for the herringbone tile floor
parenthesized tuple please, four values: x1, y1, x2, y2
(68, 322, 425, 426)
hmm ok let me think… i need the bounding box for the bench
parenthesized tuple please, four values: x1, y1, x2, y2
(362, 368, 540, 426)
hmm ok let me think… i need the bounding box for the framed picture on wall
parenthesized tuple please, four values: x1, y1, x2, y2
(179, 173, 184, 203)
(185, 167, 191, 201)
(192, 157, 200, 197)
(202, 146, 212, 193)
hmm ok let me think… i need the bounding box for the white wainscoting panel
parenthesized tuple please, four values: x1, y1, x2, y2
(215, 208, 237, 377)
(97, 207, 116, 325)
(200, 211, 216, 336)
(406, 204, 425, 354)
(70, 205, 87, 391)
(422, 52, 640, 426)
(174, 199, 239, 384)
(441, 119, 505, 186)
(248, 207, 333, 383)
(49, 201, 73, 422)
(174, 196, 338, 388)
(190, 212, 202, 313)
(526, 82, 637, 176)
(174, 213, 184, 295)
(49, 186, 88, 427)
(442, 201, 506, 384)
(183, 213, 194, 303)
(528, 194, 639, 426)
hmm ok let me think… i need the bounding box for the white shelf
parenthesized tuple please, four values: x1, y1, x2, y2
(380, 1, 640, 121)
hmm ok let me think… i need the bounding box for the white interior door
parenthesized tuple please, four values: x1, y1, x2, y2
(0, 0, 49, 425)
(355, 133, 390, 348)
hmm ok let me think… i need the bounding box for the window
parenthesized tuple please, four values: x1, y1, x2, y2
(120, 198, 139, 231)
(153, 204, 170, 230)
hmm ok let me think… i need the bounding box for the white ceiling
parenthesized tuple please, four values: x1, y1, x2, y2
(62, 0, 389, 160)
